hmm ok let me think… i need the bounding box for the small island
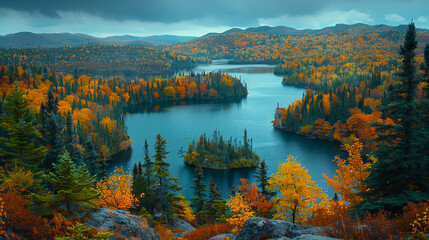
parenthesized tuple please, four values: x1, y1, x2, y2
(183, 130, 260, 169)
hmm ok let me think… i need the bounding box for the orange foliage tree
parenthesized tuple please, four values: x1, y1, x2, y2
(237, 178, 275, 218)
(226, 193, 254, 234)
(95, 167, 137, 211)
(323, 137, 372, 205)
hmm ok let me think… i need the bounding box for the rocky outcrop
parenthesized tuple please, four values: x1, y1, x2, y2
(85, 208, 159, 240)
(236, 217, 340, 240)
(170, 218, 196, 233)
(209, 233, 237, 240)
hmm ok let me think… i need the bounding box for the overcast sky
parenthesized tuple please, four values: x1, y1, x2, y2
(0, 0, 428, 37)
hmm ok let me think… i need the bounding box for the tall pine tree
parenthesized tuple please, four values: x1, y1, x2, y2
(356, 22, 429, 214)
(142, 139, 154, 186)
(152, 134, 182, 219)
(83, 139, 98, 175)
(253, 159, 273, 198)
(200, 179, 227, 223)
(65, 111, 83, 165)
(45, 112, 64, 170)
(32, 152, 99, 211)
(0, 82, 45, 169)
(191, 160, 207, 213)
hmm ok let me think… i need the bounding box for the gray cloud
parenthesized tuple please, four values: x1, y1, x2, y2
(0, 0, 428, 36)
(0, 0, 425, 26)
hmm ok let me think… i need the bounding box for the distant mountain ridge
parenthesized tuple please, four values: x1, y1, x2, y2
(1, 23, 427, 48)
(0, 32, 195, 48)
(220, 23, 417, 36)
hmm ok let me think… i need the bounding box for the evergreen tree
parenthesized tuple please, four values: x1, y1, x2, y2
(152, 134, 182, 218)
(253, 159, 273, 198)
(39, 102, 48, 144)
(56, 222, 113, 240)
(46, 88, 58, 115)
(190, 160, 207, 213)
(200, 179, 227, 223)
(356, 22, 429, 214)
(131, 161, 158, 214)
(83, 139, 98, 175)
(142, 139, 154, 186)
(32, 152, 99, 211)
(0, 82, 45, 169)
(417, 44, 429, 191)
(96, 154, 108, 179)
(45, 112, 64, 170)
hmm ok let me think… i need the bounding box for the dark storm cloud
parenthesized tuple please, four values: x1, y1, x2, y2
(2, 0, 424, 26)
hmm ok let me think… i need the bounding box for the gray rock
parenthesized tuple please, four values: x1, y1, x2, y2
(236, 217, 301, 240)
(236, 217, 341, 240)
(270, 234, 340, 240)
(290, 235, 341, 240)
(85, 208, 159, 240)
(171, 232, 186, 238)
(170, 218, 196, 233)
(209, 233, 237, 240)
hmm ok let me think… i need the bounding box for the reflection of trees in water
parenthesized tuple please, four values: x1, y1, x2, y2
(124, 98, 246, 114)
(225, 66, 275, 74)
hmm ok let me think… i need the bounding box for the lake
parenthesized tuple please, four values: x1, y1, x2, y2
(110, 61, 341, 199)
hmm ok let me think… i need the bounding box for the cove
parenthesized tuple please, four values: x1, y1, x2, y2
(110, 61, 342, 199)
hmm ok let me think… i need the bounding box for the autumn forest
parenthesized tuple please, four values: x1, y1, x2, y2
(0, 14, 428, 240)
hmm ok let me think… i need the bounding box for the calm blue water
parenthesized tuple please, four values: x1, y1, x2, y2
(110, 62, 341, 199)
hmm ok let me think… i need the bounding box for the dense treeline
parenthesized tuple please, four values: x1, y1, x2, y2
(0, 44, 195, 78)
(273, 71, 398, 153)
(0, 65, 247, 161)
(272, 31, 428, 154)
(183, 130, 259, 169)
(1, 22, 429, 240)
(167, 30, 428, 69)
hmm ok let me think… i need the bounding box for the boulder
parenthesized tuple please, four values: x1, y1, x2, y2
(170, 218, 196, 233)
(290, 235, 341, 240)
(85, 208, 159, 240)
(236, 217, 341, 240)
(236, 217, 300, 240)
(268, 236, 339, 240)
(208, 233, 237, 240)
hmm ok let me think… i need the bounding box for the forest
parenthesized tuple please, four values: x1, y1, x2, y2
(0, 21, 428, 240)
(183, 130, 260, 169)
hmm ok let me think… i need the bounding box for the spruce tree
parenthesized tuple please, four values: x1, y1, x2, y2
(45, 112, 64, 170)
(39, 102, 48, 144)
(131, 161, 158, 214)
(418, 44, 429, 191)
(83, 139, 98, 175)
(142, 139, 154, 186)
(152, 134, 182, 218)
(200, 179, 227, 223)
(355, 22, 429, 214)
(46, 88, 58, 115)
(32, 152, 99, 211)
(190, 160, 207, 213)
(0, 82, 45, 169)
(253, 159, 273, 198)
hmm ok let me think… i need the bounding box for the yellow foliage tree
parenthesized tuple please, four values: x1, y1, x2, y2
(323, 137, 372, 205)
(95, 167, 137, 211)
(226, 193, 254, 234)
(268, 155, 326, 224)
(0, 167, 33, 194)
(176, 196, 196, 225)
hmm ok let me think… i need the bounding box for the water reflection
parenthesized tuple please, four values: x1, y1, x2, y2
(111, 63, 341, 200)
